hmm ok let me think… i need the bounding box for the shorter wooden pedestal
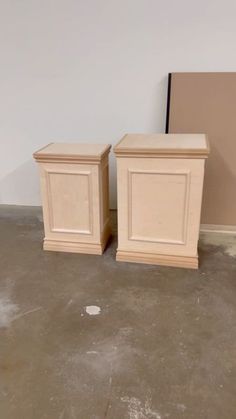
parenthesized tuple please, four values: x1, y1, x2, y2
(114, 134, 209, 269)
(34, 143, 111, 254)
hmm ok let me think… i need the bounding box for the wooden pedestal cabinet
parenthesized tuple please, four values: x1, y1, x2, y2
(34, 143, 111, 254)
(114, 134, 209, 269)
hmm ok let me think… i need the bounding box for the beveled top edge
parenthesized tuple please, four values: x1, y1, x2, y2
(33, 143, 111, 162)
(114, 134, 210, 158)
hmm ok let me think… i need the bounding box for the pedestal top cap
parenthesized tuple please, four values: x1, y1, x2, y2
(34, 143, 111, 162)
(114, 134, 209, 158)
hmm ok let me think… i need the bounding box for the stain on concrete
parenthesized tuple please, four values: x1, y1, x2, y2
(121, 396, 162, 419)
(0, 294, 18, 328)
(0, 292, 42, 329)
(200, 231, 236, 257)
(176, 403, 187, 412)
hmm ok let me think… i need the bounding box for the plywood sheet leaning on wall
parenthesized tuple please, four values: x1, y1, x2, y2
(166, 72, 236, 229)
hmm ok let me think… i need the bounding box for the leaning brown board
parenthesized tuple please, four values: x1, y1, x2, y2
(166, 72, 236, 229)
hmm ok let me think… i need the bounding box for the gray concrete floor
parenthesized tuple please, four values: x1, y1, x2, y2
(0, 205, 236, 419)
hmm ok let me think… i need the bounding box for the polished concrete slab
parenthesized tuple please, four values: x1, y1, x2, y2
(0, 205, 236, 419)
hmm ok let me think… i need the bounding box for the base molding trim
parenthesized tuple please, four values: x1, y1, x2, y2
(200, 224, 236, 234)
(44, 239, 103, 255)
(116, 249, 198, 269)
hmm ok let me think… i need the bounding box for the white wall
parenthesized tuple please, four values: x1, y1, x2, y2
(1, 0, 236, 208)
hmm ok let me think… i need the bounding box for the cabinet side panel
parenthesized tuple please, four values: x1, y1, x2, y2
(38, 163, 51, 238)
(100, 157, 110, 231)
(99, 156, 111, 248)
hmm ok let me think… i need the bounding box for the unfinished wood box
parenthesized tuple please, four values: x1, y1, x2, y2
(34, 143, 111, 254)
(114, 134, 209, 269)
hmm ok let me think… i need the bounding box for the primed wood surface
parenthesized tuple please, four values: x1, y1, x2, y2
(114, 133, 209, 157)
(115, 134, 209, 268)
(34, 143, 111, 254)
(34, 143, 111, 162)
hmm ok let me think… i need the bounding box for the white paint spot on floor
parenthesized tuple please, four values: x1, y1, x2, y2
(0, 295, 19, 328)
(121, 396, 161, 419)
(85, 305, 101, 315)
(86, 351, 98, 354)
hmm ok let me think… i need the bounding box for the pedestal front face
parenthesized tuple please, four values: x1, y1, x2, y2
(116, 157, 205, 268)
(50, 170, 91, 233)
(129, 170, 188, 244)
(40, 162, 100, 241)
(37, 158, 110, 254)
